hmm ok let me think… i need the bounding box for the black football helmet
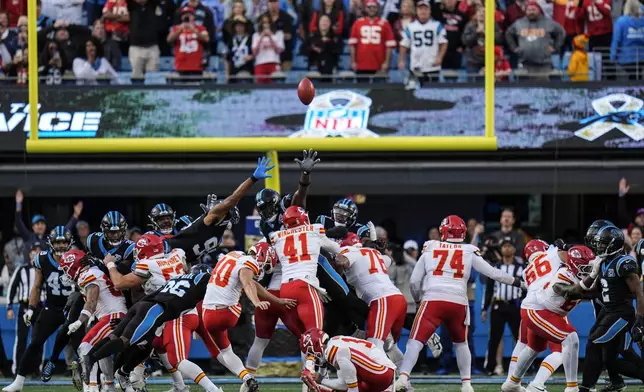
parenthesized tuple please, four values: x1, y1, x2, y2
(585, 220, 624, 257)
(101, 211, 128, 247)
(47, 226, 73, 257)
(634, 238, 644, 267)
(332, 199, 358, 228)
(149, 203, 176, 235)
(256, 189, 281, 223)
(176, 215, 194, 232)
(191, 263, 213, 274)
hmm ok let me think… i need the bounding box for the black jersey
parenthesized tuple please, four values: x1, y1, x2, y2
(315, 215, 364, 240)
(33, 251, 76, 309)
(152, 272, 210, 319)
(146, 228, 178, 237)
(86, 233, 135, 269)
(166, 215, 227, 264)
(260, 218, 282, 241)
(598, 254, 640, 313)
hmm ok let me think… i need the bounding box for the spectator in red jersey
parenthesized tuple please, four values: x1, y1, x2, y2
(252, 13, 284, 83)
(433, 0, 467, 70)
(552, 0, 583, 52)
(577, 0, 613, 49)
(494, 45, 511, 80)
(458, 0, 481, 20)
(306, 14, 342, 79)
(225, 19, 254, 82)
(310, 0, 345, 37)
(168, 6, 210, 76)
(102, 0, 130, 43)
(1, 0, 26, 27)
(392, 0, 415, 44)
(349, 0, 396, 75)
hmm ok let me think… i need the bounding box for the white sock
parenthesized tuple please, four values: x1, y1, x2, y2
(506, 341, 526, 383)
(532, 352, 562, 388)
(385, 341, 404, 368)
(220, 346, 251, 381)
(246, 337, 270, 372)
(178, 360, 218, 390)
(455, 342, 472, 384)
(89, 362, 100, 386)
(131, 364, 145, 382)
(399, 339, 424, 376)
(511, 347, 540, 383)
(160, 352, 186, 388)
(562, 332, 579, 388)
(99, 358, 114, 384)
(367, 337, 385, 351)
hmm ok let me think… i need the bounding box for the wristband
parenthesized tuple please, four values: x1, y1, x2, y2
(106, 262, 116, 270)
(28, 305, 36, 311)
(250, 175, 258, 183)
(81, 310, 92, 319)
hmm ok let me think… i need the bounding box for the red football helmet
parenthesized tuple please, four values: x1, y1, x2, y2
(439, 215, 466, 242)
(134, 234, 166, 261)
(282, 206, 310, 228)
(340, 232, 360, 247)
(566, 245, 595, 279)
(524, 239, 549, 262)
(300, 328, 329, 358)
(59, 249, 87, 282)
(252, 242, 279, 274)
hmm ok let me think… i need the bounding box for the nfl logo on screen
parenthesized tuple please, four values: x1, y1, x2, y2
(289, 90, 378, 138)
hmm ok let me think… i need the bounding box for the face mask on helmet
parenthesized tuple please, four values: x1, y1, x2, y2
(105, 229, 124, 246)
(51, 240, 70, 256)
(258, 202, 279, 223)
(155, 215, 175, 234)
(333, 207, 351, 227)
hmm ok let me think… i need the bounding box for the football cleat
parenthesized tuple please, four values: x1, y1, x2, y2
(1, 380, 23, 392)
(501, 380, 524, 392)
(427, 333, 443, 358)
(394, 377, 412, 392)
(527, 383, 547, 392)
(70, 360, 83, 391)
(116, 371, 136, 392)
(41, 360, 55, 382)
(461, 384, 475, 392)
(599, 383, 626, 392)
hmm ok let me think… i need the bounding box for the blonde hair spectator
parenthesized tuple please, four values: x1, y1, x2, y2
(624, 0, 643, 17)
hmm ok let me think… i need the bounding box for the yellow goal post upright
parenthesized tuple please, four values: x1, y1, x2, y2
(25, 2, 496, 153)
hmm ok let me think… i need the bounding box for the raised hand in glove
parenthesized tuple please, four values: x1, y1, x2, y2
(367, 221, 377, 241)
(67, 320, 83, 335)
(301, 369, 321, 392)
(200, 194, 218, 215)
(295, 149, 321, 175)
(253, 157, 275, 180)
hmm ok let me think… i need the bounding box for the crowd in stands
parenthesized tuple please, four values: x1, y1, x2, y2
(1, 0, 644, 83)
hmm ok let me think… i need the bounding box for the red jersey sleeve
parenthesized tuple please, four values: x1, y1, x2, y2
(310, 12, 319, 33)
(349, 19, 360, 45)
(382, 20, 396, 47)
(595, 0, 611, 16)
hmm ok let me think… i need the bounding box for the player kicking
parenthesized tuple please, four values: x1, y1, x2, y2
(270, 206, 341, 336)
(59, 249, 127, 392)
(396, 215, 522, 392)
(504, 239, 565, 392)
(202, 245, 296, 392)
(4, 226, 76, 392)
(503, 245, 594, 392)
(300, 328, 396, 392)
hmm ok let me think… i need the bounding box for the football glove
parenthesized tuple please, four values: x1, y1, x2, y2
(23, 308, 33, 327)
(295, 149, 321, 175)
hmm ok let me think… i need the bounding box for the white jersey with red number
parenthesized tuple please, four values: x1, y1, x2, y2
(132, 248, 187, 295)
(521, 246, 562, 310)
(324, 336, 396, 373)
(340, 246, 401, 305)
(536, 267, 581, 316)
(78, 266, 127, 318)
(203, 251, 260, 308)
(269, 224, 340, 288)
(412, 240, 516, 305)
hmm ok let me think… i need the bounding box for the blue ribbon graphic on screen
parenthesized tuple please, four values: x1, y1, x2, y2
(575, 93, 644, 141)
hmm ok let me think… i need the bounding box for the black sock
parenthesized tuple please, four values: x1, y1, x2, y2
(92, 339, 125, 362)
(122, 346, 152, 374)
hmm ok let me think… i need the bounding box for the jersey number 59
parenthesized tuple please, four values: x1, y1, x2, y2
(412, 30, 433, 47)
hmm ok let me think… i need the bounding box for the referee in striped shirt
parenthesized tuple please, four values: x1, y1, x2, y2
(6, 243, 40, 375)
(481, 239, 525, 376)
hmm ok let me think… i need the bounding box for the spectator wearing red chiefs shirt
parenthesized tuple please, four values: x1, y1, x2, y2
(552, 0, 583, 52)
(102, 0, 130, 42)
(349, 0, 396, 75)
(577, 0, 613, 49)
(167, 7, 210, 75)
(1, 0, 26, 27)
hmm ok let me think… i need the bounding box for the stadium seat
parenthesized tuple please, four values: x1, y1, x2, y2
(337, 70, 356, 83)
(270, 71, 288, 83)
(293, 56, 309, 71)
(551, 54, 561, 71)
(121, 56, 132, 72)
(160, 57, 174, 72)
(305, 71, 323, 79)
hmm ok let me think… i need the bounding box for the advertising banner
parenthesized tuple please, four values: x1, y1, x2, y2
(2, 84, 644, 149)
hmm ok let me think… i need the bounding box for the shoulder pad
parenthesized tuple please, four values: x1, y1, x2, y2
(38, 251, 48, 256)
(617, 255, 638, 276)
(240, 256, 260, 275)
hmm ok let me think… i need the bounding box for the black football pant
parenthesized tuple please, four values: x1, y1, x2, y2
(485, 301, 520, 373)
(17, 307, 65, 377)
(581, 309, 635, 390)
(13, 304, 36, 375)
(47, 292, 86, 362)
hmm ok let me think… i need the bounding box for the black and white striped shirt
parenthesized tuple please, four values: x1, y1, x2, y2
(483, 258, 524, 310)
(6, 265, 36, 306)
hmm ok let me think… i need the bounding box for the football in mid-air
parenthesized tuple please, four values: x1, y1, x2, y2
(298, 78, 315, 105)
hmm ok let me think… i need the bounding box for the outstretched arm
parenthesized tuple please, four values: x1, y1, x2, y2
(553, 282, 598, 300)
(292, 149, 321, 208)
(205, 157, 274, 226)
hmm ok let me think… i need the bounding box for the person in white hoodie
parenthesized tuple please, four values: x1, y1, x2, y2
(72, 36, 119, 84)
